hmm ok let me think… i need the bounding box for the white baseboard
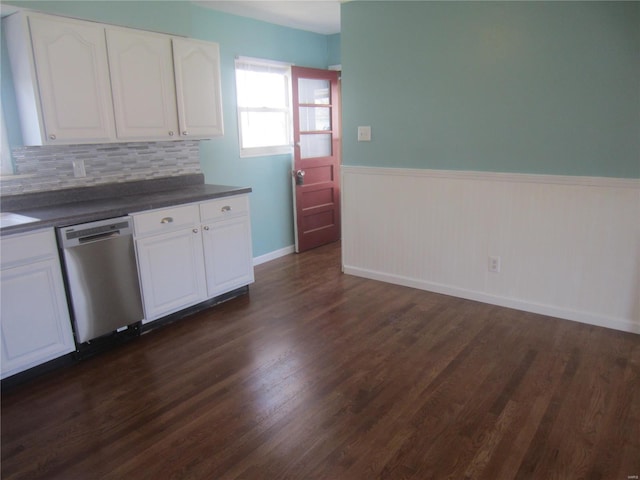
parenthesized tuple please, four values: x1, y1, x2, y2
(253, 245, 295, 266)
(344, 265, 640, 335)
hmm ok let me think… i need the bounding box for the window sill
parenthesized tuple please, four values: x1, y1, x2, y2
(239, 146, 293, 159)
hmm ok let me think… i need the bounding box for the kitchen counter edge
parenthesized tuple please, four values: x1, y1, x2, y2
(0, 184, 252, 236)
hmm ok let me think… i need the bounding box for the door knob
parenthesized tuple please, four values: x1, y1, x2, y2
(295, 169, 305, 186)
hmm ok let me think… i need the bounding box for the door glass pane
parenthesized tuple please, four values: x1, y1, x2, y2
(300, 133, 331, 158)
(298, 78, 330, 104)
(299, 106, 331, 132)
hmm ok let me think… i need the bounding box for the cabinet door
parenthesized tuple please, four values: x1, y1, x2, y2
(173, 38, 224, 137)
(28, 14, 115, 144)
(106, 28, 179, 140)
(136, 228, 207, 322)
(202, 216, 254, 298)
(1, 259, 75, 379)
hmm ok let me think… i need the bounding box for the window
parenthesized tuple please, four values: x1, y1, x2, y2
(235, 57, 292, 157)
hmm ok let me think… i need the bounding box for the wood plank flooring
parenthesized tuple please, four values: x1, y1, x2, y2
(2, 241, 639, 480)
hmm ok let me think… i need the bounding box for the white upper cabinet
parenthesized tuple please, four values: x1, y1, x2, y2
(5, 12, 116, 145)
(106, 28, 179, 140)
(173, 38, 224, 137)
(2, 11, 224, 145)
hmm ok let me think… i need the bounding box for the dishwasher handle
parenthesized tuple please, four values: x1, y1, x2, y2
(78, 230, 121, 244)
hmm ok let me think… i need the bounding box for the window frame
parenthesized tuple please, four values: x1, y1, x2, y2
(234, 56, 293, 158)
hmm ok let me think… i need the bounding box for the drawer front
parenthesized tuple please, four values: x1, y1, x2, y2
(132, 204, 200, 237)
(1, 228, 57, 268)
(200, 195, 249, 222)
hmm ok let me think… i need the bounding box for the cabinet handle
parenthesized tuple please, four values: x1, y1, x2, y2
(168, 131, 175, 136)
(221, 206, 232, 213)
(182, 131, 188, 136)
(160, 217, 173, 224)
(192, 228, 199, 234)
(203, 226, 210, 231)
(49, 134, 57, 140)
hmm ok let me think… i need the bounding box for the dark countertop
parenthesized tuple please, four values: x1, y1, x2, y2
(0, 174, 252, 235)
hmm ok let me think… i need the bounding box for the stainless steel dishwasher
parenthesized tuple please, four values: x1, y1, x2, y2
(57, 216, 143, 344)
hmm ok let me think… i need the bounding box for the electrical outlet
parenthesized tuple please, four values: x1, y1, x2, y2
(488, 256, 501, 273)
(72, 159, 86, 178)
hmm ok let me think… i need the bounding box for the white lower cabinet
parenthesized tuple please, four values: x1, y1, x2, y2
(1, 229, 75, 379)
(135, 227, 207, 323)
(133, 204, 206, 323)
(201, 198, 254, 297)
(132, 194, 254, 324)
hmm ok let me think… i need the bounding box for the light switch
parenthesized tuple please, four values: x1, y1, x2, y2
(357, 126, 371, 142)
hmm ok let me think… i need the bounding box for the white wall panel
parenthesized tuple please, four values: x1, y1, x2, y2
(342, 166, 640, 333)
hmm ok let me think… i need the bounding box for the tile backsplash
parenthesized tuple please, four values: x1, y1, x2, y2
(0, 141, 202, 196)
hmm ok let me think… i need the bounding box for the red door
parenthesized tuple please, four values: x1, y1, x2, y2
(291, 66, 341, 253)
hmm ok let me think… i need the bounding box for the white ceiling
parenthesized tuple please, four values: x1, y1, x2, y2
(193, 1, 342, 35)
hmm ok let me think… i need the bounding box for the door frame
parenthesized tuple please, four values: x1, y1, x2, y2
(291, 66, 341, 253)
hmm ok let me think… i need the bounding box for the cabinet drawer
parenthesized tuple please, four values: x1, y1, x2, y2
(200, 195, 249, 222)
(132, 204, 199, 237)
(1, 229, 57, 268)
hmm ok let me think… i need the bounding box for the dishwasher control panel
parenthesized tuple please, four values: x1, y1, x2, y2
(58, 217, 134, 247)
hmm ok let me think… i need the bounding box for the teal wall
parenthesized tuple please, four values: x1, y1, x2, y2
(1, 1, 338, 256)
(188, 5, 330, 257)
(342, 1, 640, 178)
(327, 33, 341, 67)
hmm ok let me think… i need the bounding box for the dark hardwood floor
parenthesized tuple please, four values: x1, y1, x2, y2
(2, 241, 639, 480)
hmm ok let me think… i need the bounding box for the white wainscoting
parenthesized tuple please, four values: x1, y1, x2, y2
(342, 166, 640, 333)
